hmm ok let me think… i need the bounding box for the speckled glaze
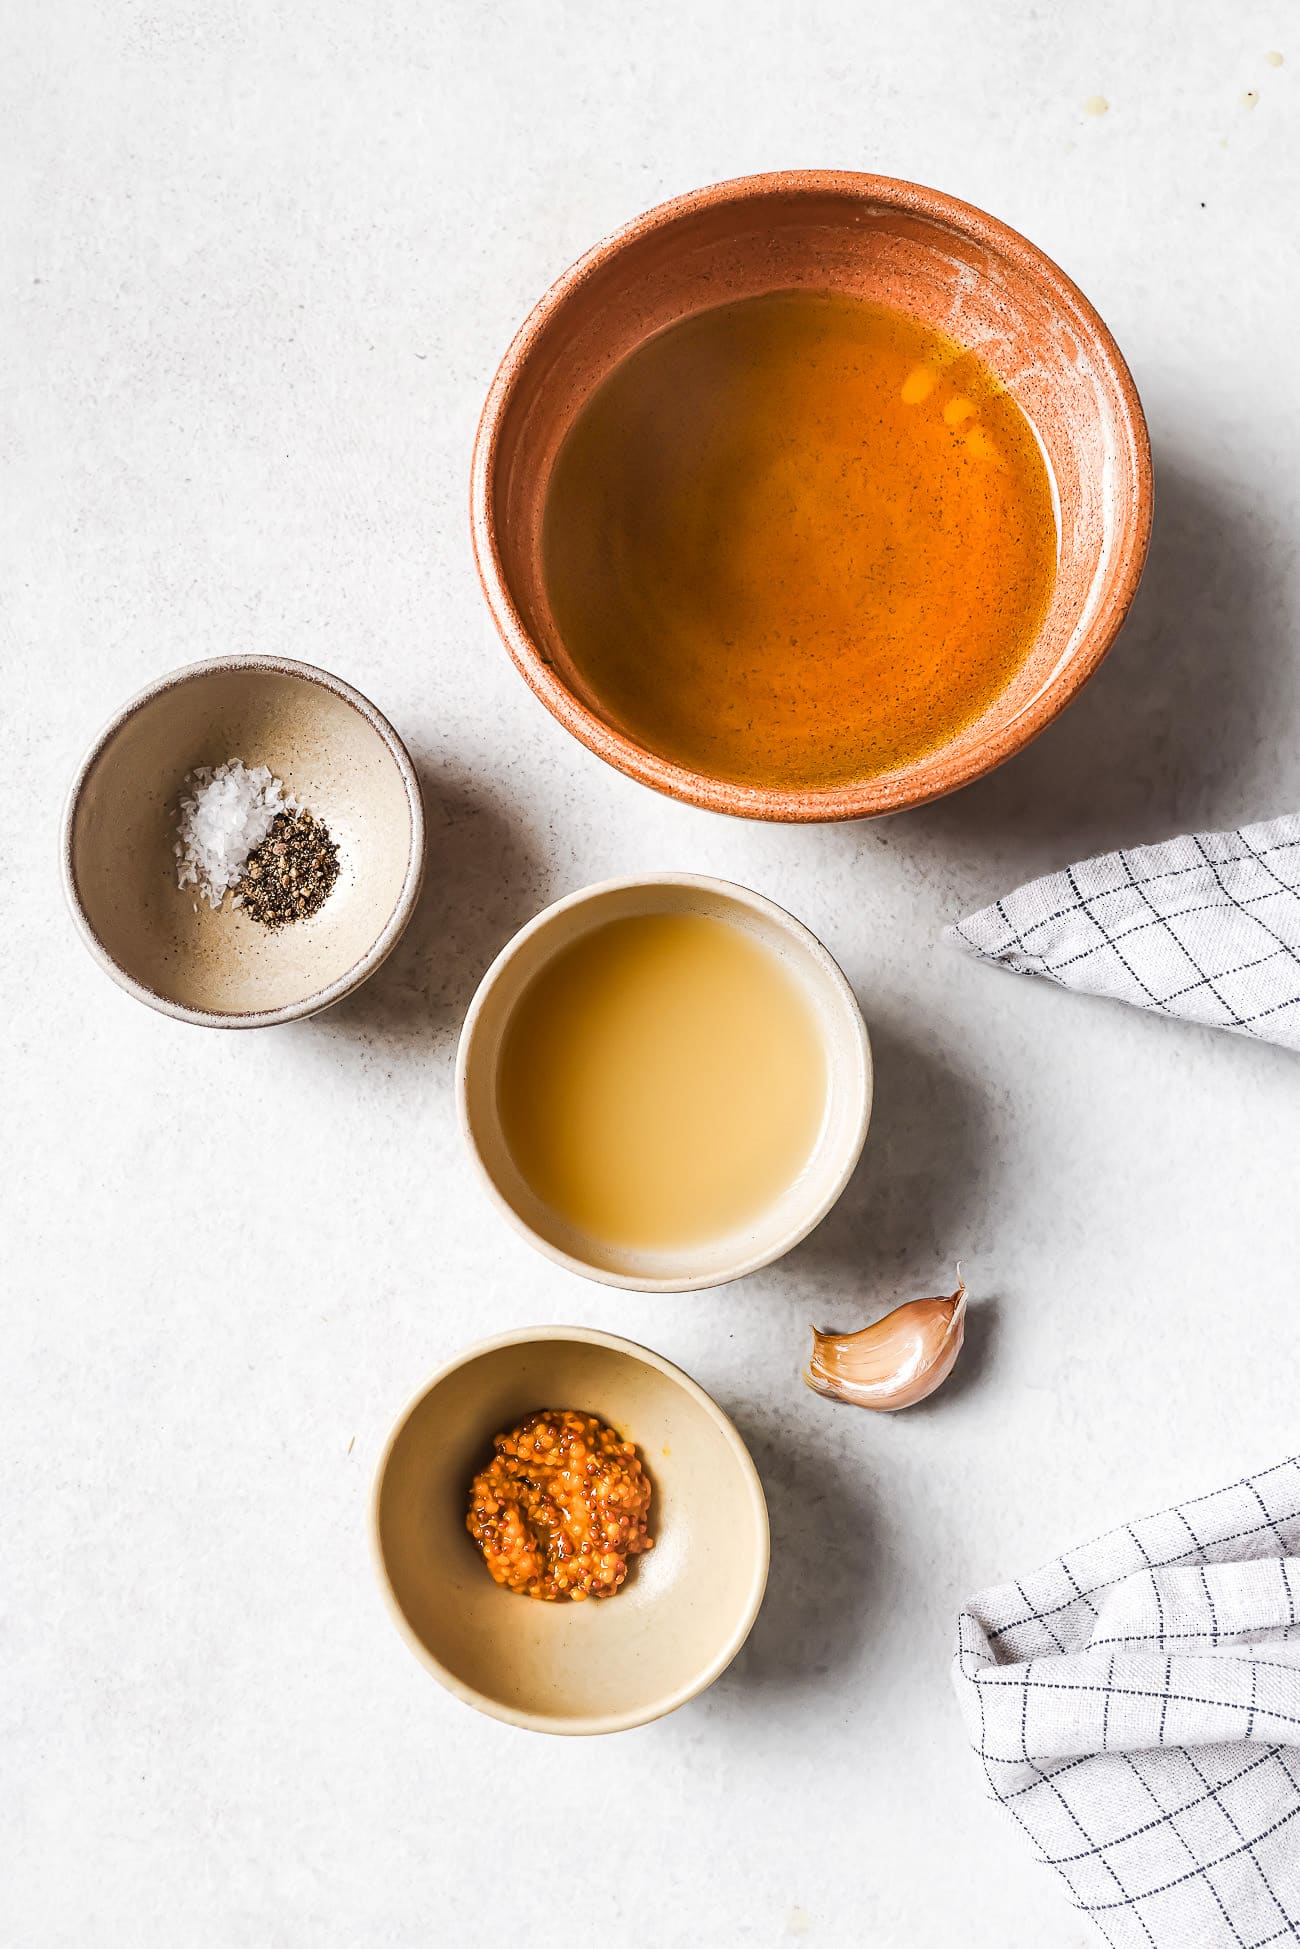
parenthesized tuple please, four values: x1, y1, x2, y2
(471, 170, 1153, 822)
(370, 1325, 770, 1736)
(61, 656, 426, 1028)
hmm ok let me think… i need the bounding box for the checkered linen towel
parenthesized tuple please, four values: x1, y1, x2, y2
(954, 1458, 1300, 1947)
(945, 815, 1300, 1052)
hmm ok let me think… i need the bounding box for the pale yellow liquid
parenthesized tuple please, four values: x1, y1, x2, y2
(495, 912, 829, 1253)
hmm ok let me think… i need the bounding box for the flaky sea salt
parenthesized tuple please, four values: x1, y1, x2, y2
(173, 760, 296, 909)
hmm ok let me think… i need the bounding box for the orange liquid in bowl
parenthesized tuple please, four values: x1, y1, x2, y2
(542, 290, 1058, 791)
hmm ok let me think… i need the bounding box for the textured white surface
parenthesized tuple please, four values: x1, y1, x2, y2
(4, 4, 1299, 1946)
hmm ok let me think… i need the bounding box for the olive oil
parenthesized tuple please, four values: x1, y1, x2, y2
(495, 912, 827, 1253)
(543, 290, 1058, 790)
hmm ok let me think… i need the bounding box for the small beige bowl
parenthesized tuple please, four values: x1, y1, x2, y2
(456, 874, 872, 1291)
(371, 1325, 770, 1734)
(61, 656, 425, 1028)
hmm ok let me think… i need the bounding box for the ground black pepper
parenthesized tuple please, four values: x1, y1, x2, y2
(238, 808, 340, 928)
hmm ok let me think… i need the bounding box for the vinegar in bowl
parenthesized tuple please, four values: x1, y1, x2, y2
(456, 875, 872, 1291)
(495, 910, 828, 1256)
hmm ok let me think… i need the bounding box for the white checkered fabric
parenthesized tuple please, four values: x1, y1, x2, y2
(954, 1458, 1300, 1947)
(945, 815, 1300, 1052)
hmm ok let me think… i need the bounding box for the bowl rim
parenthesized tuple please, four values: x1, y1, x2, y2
(369, 1323, 773, 1736)
(59, 653, 427, 1030)
(470, 166, 1155, 823)
(454, 871, 873, 1292)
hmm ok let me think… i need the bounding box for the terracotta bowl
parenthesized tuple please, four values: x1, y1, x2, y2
(456, 874, 872, 1292)
(62, 657, 425, 1027)
(371, 1326, 770, 1734)
(471, 169, 1152, 822)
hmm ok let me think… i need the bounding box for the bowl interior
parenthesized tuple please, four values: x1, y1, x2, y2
(373, 1334, 769, 1733)
(459, 879, 871, 1289)
(67, 664, 418, 1020)
(483, 177, 1150, 816)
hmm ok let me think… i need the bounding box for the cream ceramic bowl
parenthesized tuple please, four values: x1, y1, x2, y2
(371, 1326, 770, 1734)
(61, 656, 425, 1028)
(456, 874, 872, 1291)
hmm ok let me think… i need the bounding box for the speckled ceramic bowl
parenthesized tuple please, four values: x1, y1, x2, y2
(61, 656, 425, 1027)
(471, 169, 1153, 822)
(371, 1326, 770, 1735)
(456, 874, 872, 1291)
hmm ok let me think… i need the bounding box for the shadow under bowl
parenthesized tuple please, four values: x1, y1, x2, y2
(371, 1327, 771, 1735)
(471, 168, 1153, 822)
(62, 657, 425, 1027)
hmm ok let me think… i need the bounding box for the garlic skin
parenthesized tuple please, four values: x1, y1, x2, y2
(803, 1277, 967, 1412)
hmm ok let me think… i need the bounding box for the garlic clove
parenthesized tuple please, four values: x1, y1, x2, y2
(803, 1276, 967, 1412)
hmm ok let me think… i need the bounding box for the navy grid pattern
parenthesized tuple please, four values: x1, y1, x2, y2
(954, 1458, 1300, 1947)
(944, 815, 1300, 1052)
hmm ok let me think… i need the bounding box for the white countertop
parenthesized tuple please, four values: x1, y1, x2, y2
(7, 4, 1300, 1944)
